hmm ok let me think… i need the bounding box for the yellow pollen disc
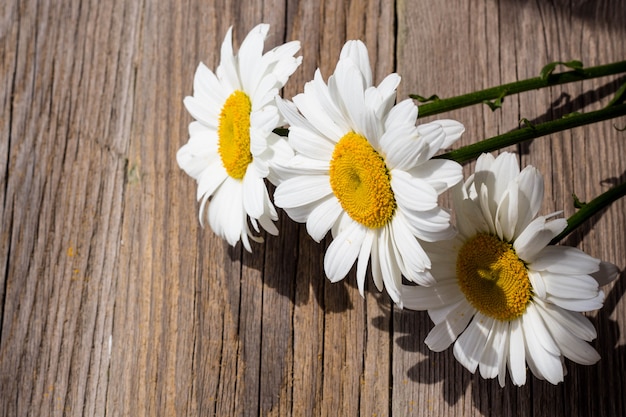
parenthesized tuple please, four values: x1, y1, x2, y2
(329, 132, 396, 229)
(217, 90, 253, 180)
(456, 233, 532, 321)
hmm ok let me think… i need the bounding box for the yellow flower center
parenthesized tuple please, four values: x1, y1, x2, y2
(456, 233, 531, 321)
(329, 132, 396, 229)
(217, 90, 253, 180)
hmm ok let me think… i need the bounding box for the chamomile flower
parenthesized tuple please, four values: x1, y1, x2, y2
(401, 152, 620, 386)
(274, 40, 464, 304)
(177, 24, 302, 251)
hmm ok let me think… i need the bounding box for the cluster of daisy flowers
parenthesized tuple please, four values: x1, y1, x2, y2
(176, 24, 621, 387)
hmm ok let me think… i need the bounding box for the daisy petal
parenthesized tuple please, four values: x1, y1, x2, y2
(453, 313, 491, 373)
(274, 175, 332, 208)
(591, 261, 620, 286)
(514, 217, 567, 262)
(425, 301, 474, 352)
(306, 196, 343, 242)
(391, 170, 438, 212)
(324, 221, 367, 282)
(356, 231, 375, 297)
(530, 245, 600, 274)
(535, 302, 600, 365)
(508, 319, 526, 386)
(401, 281, 464, 310)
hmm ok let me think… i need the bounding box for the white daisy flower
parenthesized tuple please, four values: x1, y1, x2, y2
(177, 24, 302, 251)
(401, 152, 620, 386)
(273, 40, 465, 304)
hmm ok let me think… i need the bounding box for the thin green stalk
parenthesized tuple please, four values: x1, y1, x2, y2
(551, 180, 626, 244)
(414, 61, 626, 117)
(436, 103, 626, 164)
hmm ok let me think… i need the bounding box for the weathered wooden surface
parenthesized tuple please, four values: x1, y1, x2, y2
(1, 0, 625, 416)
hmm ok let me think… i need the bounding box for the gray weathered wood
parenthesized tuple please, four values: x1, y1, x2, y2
(1, 0, 624, 416)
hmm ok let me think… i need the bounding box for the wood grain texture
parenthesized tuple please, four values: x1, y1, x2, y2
(1, 0, 624, 416)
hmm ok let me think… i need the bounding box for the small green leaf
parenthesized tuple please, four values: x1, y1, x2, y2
(572, 193, 586, 209)
(482, 89, 507, 111)
(410, 94, 440, 103)
(562, 111, 582, 119)
(607, 81, 626, 107)
(540, 60, 584, 80)
(519, 118, 536, 129)
(483, 99, 501, 111)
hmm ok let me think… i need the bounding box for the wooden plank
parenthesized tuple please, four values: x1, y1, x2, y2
(1, 0, 140, 416)
(396, 1, 626, 416)
(1, 0, 625, 416)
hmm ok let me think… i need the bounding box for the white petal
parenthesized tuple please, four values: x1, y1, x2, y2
(407, 159, 463, 194)
(384, 98, 417, 131)
(377, 226, 403, 304)
(528, 270, 547, 299)
(339, 40, 372, 87)
(479, 318, 505, 379)
(277, 154, 329, 176)
(508, 319, 527, 386)
(414, 122, 446, 162)
(242, 166, 267, 218)
(494, 181, 518, 241)
(237, 24, 268, 94)
(334, 59, 379, 141)
(498, 323, 510, 387)
(379, 124, 423, 171)
(251, 105, 279, 135)
(370, 236, 384, 292)
(304, 69, 351, 134)
(453, 190, 489, 239)
(257, 212, 278, 236)
(390, 215, 432, 283)
(356, 231, 375, 297)
(276, 96, 317, 132)
(591, 261, 620, 286)
(437, 119, 465, 149)
(191, 63, 227, 119)
(530, 245, 600, 274)
(288, 125, 336, 160)
(400, 281, 464, 310)
(216, 27, 241, 92)
(183, 95, 220, 129)
(274, 175, 332, 209)
(306, 196, 343, 242)
(424, 301, 475, 352)
(324, 221, 367, 282)
(292, 90, 346, 140)
(514, 165, 544, 233)
(366, 74, 401, 117)
(521, 305, 564, 384)
(525, 303, 560, 355)
(476, 152, 520, 207)
(534, 302, 600, 365)
(534, 298, 597, 341)
(513, 217, 567, 262)
(391, 170, 438, 212)
(542, 271, 599, 299)
(399, 206, 455, 242)
(453, 314, 491, 373)
(546, 292, 604, 312)
(208, 178, 244, 247)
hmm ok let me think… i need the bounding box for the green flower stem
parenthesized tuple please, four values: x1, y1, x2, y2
(435, 103, 626, 164)
(414, 61, 626, 117)
(551, 180, 626, 244)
